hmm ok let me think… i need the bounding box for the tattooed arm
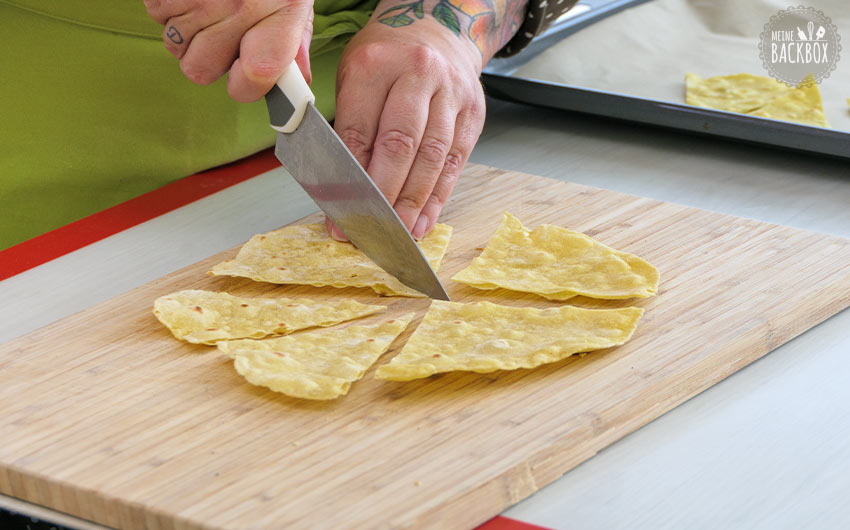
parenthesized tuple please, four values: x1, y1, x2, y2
(327, 0, 529, 241)
(374, 0, 528, 62)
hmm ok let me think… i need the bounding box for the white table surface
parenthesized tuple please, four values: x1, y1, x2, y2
(2, 97, 849, 529)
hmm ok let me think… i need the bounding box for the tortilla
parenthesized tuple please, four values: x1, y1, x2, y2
(219, 314, 414, 399)
(451, 213, 658, 300)
(210, 223, 452, 297)
(749, 76, 829, 128)
(375, 301, 643, 381)
(153, 290, 385, 345)
(686, 73, 829, 127)
(685, 72, 790, 113)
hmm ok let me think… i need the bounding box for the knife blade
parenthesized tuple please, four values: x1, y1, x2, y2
(265, 63, 449, 300)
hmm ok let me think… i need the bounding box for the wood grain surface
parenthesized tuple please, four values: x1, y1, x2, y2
(2, 164, 850, 530)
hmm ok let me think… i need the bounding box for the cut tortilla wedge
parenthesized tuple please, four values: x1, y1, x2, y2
(210, 223, 452, 298)
(153, 290, 385, 345)
(376, 301, 643, 381)
(452, 213, 658, 300)
(220, 314, 414, 399)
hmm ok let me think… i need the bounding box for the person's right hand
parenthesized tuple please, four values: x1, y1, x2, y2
(143, 0, 315, 101)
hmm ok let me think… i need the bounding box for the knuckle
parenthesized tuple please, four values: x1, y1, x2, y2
(375, 129, 418, 160)
(457, 106, 485, 141)
(408, 44, 441, 72)
(273, 0, 305, 11)
(180, 61, 217, 85)
(336, 127, 373, 159)
(148, 13, 168, 25)
(442, 150, 464, 176)
(230, 0, 256, 17)
(417, 136, 451, 166)
(348, 42, 386, 70)
(144, 3, 162, 21)
(289, 0, 313, 11)
(395, 193, 427, 212)
(466, 95, 486, 121)
(473, 99, 486, 120)
(147, 0, 186, 21)
(143, 0, 163, 15)
(424, 191, 445, 210)
(187, 1, 207, 15)
(243, 59, 283, 81)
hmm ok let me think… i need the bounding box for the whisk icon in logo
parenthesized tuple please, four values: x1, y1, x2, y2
(759, 6, 841, 86)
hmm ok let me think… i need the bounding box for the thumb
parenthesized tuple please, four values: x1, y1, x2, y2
(227, 2, 313, 102)
(295, 9, 314, 84)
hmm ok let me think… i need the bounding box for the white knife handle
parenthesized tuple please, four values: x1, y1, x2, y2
(265, 62, 315, 134)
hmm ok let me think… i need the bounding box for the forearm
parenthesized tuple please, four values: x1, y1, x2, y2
(371, 0, 529, 62)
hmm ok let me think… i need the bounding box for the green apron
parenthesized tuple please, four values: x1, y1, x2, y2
(0, 0, 376, 250)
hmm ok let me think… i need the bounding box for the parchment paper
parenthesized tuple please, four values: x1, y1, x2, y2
(514, 0, 850, 131)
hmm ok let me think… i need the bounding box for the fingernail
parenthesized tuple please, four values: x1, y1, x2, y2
(412, 214, 429, 240)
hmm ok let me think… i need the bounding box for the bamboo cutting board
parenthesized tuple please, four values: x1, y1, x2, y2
(3, 164, 850, 530)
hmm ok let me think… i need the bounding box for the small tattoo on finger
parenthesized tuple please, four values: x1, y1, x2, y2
(166, 25, 184, 44)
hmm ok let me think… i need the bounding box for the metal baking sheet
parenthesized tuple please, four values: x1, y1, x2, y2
(482, 0, 850, 159)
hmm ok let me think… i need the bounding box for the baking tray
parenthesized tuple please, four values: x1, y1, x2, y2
(482, 0, 850, 160)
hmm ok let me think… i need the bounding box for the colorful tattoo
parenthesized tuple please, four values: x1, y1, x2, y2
(375, 0, 528, 58)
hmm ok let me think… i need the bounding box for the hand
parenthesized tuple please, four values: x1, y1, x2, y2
(329, 19, 486, 240)
(143, 0, 314, 101)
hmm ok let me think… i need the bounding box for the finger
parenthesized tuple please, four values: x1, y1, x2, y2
(163, 21, 189, 59)
(295, 9, 314, 84)
(365, 77, 433, 212)
(325, 217, 348, 242)
(333, 69, 392, 170)
(144, 0, 186, 25)
(392, 90, 456, 238)
(417, 103, 484, 236)
(227, 4, 312, 102)
(179, 17, 249, 85)
(417, 153, 462, 239)
(162, 12, 207, 59)
(160, 2, 237, 59)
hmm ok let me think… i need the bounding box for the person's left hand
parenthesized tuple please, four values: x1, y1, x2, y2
(327, 18, 486, 241)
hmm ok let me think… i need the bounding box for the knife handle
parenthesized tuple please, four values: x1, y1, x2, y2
(265, 62, 315, 134)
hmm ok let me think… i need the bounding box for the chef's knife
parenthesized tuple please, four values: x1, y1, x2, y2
(265, 63, 450, 300)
